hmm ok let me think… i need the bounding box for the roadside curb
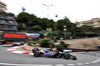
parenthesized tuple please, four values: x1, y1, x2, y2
(7, 46, 33, 55)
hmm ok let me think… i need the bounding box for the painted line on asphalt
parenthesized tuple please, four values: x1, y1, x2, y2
(77, 63, 83, 65)
(84, 62, 91, 64)
(90, 58, 100, 63)
(55, 64, 64, 66)
(0, 62, 20, 65)
(0, 63, 53, 66)
(67, 64, 75, 66)
(19, 64, 53, 66)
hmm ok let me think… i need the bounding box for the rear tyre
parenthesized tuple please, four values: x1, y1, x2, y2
(64, 53, 71, 59)
(71, 56, 77, 60)
(34, 51, 40, 57)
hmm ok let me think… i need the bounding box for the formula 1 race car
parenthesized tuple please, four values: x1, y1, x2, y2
(32, 48, 77, 60)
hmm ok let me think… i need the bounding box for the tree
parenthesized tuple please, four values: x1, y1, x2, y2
(78, 25, 95, 37)
(18, 23, 26, 31)
(80, 25, 94, 33)
(16, 12, 40, 31)
(38, 18, 48, 30)
(17, 12, 30, 24)
(56, 16, 72, 31)
(48, 19, 55, 30)
(32, 25, 42, 31)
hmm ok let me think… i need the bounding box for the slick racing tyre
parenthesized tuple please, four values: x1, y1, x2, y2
(34, 51, 40, 57)
(71, 55, 77, 60)
(64, 53, 71, 59)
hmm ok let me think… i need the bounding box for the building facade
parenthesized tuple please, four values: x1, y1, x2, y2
(77, 18, 100, 27)
(0, 1, 18, 40)
(0, 1, 7, 11)
(0, 12, 18, 32)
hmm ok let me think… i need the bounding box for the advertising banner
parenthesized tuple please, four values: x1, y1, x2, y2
(25, 33, 40, 40)
(2, 32, 27, 41)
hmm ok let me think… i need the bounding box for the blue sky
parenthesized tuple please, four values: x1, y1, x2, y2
(1, 0, 100, 22)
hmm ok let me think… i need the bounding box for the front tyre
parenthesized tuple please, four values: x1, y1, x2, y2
(34, 51, 40, 57)
(64, 53, 71, 59)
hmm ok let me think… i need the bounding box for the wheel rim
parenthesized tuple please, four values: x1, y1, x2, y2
(65, 54, 71, 59)
(34, 52, 39, 57)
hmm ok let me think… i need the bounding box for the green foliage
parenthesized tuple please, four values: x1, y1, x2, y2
(40, 40, 55, 48)
(32, 41, 37, 44)
(52, 33, 61, 40)
(66, 35, 70, 39)
(36, 40, 42, 43)
(40, 34, 44, 38)
(54, 41, 70, 48)
(55, 44, 64, 48)
(53, 33, 59, 36)
(80, 25, 94, 32)
(60, 41, 70, 48)
(72, 35, 77, 39)
(27, 40, 33, 46)
(56, 16, 72, 31)
(32, 25, 42, 31)
(53, 39, 58, 43)
(16, 12, 100, 38)
(54, 36, 61, 40)
(18, 23, 26, 30)
(16, 12, 55, 31)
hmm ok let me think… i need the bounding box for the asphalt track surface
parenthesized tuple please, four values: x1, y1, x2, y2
(0, 45, 100, 66)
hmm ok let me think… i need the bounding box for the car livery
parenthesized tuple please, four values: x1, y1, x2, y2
(44, 53, 55, 56)
(32, 48, 77, 60)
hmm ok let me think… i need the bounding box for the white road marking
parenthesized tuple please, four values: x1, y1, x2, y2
(56, 64, 64, 66)
(67, 64, 75, 65)
(84, 62, 90, 64)
(77, 63, 83, 65)
(0, 62, 20, 65)
(90, 59, 100, 63)
(19, 64, 52, 66)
